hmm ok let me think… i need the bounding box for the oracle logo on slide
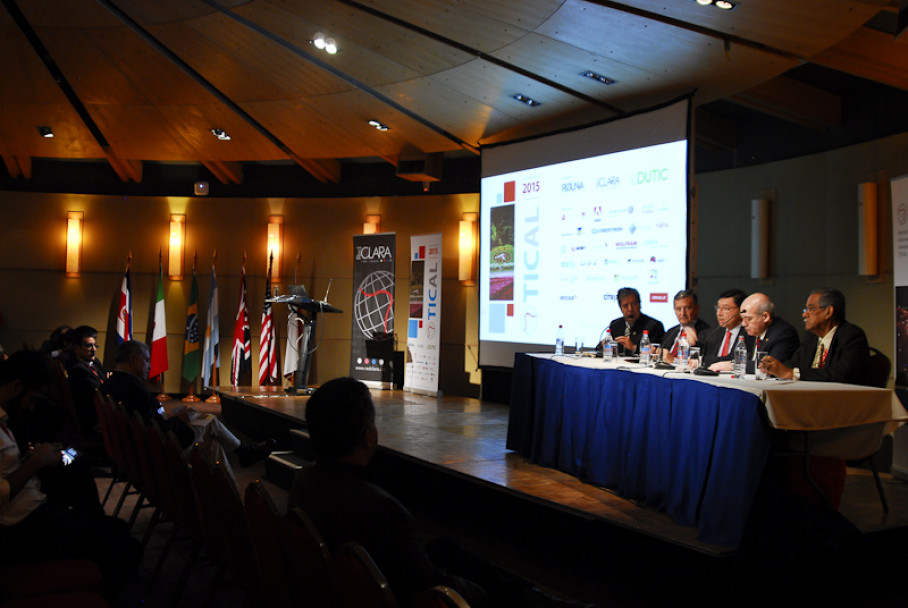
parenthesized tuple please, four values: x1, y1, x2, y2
(650, 293, 668, 303)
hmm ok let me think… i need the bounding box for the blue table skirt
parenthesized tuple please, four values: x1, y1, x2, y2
(506, 353, 773, 548)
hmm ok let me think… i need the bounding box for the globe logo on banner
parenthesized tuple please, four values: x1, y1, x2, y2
(354, 270, 395, 340)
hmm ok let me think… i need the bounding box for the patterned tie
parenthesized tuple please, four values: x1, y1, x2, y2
(719, 329, 732, 357)
(812, 342, 825, 369)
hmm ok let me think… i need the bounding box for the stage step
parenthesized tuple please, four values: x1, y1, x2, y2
(265, 450, 311, 490)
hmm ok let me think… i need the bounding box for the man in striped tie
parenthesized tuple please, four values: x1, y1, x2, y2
(761, 287, 870, 385)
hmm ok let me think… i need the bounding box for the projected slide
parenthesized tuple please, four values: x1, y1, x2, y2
(479, 138, 689, 367)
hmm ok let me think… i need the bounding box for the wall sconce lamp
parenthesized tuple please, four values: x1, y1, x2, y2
(459, 212, 478, 285)
(65, 211, 83, 278)
(364, 214, 381, 234)
(169, 214, 186, 280)
(268, 215, 284, 281)
(858, 182, 879, 276)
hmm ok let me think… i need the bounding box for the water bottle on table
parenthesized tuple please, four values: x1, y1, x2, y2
(555, 325, 565, 356)
(732, 335, 747, 378)
(677, 329, 690, 371)
(639, 330, 651, 366)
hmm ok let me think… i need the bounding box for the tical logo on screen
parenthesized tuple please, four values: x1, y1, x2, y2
(503, 181, 516, 202)
(650, 293, 669, 303)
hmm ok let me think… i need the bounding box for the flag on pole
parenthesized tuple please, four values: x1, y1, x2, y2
(116, 255, 132, 344)
(202, 259, 219, 387)
(149, 254, 169, 379)
(182, 262, 201, 384)
(259, 256, 278, 385)
(231, 260, 251, 386)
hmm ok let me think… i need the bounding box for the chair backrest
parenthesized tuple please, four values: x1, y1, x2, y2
(412, 586, 472, 608)
(867, 347, 891, 389)
(280, 507, 335, 608)
(332, 542, 396, 608)
(128, 410, 158, 504)
(244, 481, 292, 608)
(112, 405, 141, 486)
(189, 444, 229, 562)
(94, 389, 117, 463)
(158, 427, 201, 535)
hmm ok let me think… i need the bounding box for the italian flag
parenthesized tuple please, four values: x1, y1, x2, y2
(149, 260, 169, 379)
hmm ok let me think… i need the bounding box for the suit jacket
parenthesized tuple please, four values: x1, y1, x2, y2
(784, 321, 870, 385)
(102, 371, 194, 447)
(747, 317, 800, 374)
(660, 318, 711, 353)
(66, 357, 107, 435)
(608, 313, 665, 355)
(701, 324, 755, 368)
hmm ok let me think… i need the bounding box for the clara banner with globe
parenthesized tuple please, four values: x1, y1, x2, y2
(350, 233, 396, 388)
(404, 233, 442, 396)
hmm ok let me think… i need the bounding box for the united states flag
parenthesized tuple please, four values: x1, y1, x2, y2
(259, 259, 278, 386)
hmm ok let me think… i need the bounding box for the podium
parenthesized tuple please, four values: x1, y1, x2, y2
(268, 288, 343, 395)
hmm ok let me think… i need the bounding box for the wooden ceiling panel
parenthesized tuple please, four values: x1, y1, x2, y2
(0, 25, 71, 104)
(240, 98, 383, 159)
(106, 0, 247, 25)
(0, 103, 105, 158)
(146, 14, 354, 100)
(599, 0, 882, 57)
(234, 0, 471, 86)
(18, 0, 121, 28)
(811, 26, 908, 92)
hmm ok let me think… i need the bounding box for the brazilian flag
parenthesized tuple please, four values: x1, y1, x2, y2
(182, 268, 201, 383)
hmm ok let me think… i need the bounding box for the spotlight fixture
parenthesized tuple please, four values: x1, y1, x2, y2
(38, 126, 54, 138)
(210, 128, 231, 141)
(690, 0, 737, 9)
(312, 32, 338, 54)
(581, 70, 616, 85)
(368, 119, 389, 132)
(512, 93, 541, 107)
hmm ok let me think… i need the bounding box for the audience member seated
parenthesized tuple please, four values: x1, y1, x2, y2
(605, 287, 664, 355)
(288, 377, 593, 608)
(102, 340, 274, 467)
(739, 292, 799, 374)
(0, 350, 141, 596)
(659, 289, 710, 363)
(65, 325, 106, 441)
(40, 325, 72, 360)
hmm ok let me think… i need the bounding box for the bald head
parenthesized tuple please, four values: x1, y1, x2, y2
(740, 293, 774, 337)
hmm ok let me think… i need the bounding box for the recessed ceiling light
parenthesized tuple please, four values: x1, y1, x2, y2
(37, 126, 54, 138)
(512, 94, 541, 107)
(312, 32, 338, 54)
(368, 119, 389, 132)
(313, 32, 326, 50)
(325, 38, 337, 55)
(210, 128, 231, 141)
(581, 70, 616, 85)
(715, 0, 737, 9)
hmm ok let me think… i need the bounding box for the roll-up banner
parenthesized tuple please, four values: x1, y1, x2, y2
(350, 233, 397, 388)
(890, 175, 908, 481)
(405, 234, 442, 396)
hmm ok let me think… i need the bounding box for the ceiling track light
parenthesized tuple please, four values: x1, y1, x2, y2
(210, 128, 231, 141)
(581, 70, 616, 85)
(512, 93, 541, 107)
(690, 0, 737, 9)
(312, 32, 338, 54)
(368, 119, 389, 132)
(38, 126, 54, 138)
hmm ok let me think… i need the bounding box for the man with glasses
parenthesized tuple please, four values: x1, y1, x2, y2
(761, 287, 870, 384)
(701, 288, 752, 371)
(65, 325, 107, 441)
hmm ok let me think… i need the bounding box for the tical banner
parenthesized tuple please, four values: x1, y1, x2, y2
(405, 234, 442, 396)
(350, 233, 397, 388)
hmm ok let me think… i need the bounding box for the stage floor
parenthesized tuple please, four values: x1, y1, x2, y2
(215, 386, 908, 557)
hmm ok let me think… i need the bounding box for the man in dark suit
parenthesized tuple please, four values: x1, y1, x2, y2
(701, 288, 753, 371)
(761, 287, 870, 385)
(739, 292, 799, 374)
(65, 325, 106, 440)
(660, 289, 710, 363)
(606, 287, 665, 355)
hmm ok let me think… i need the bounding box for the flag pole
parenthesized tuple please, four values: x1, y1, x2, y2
(183, 250, 201, 402)
(155, 248, 172, 403)
(206, 249, 220, 404)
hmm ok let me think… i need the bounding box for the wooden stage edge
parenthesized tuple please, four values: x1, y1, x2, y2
(214, 386, 908, 558)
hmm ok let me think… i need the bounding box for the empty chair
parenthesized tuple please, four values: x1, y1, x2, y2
(412, 586, 472, 608)
(244, 480, 292, 608)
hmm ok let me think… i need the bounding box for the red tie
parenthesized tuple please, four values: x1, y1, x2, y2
(719, 329, 732, 357)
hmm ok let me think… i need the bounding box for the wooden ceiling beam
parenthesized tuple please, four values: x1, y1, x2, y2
(102, 148, 142, 183)
(287, 152, 341, 184)
(202, 160, 243, 185)
(729, 75, 842, 131)
(1, 155, 30, 179)
(811, 26, 908, 92)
